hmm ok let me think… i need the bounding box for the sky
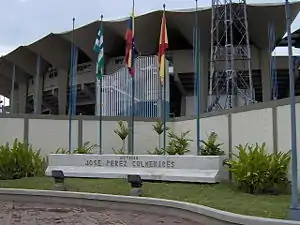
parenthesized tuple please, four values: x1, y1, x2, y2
(0, 0, 300, 106)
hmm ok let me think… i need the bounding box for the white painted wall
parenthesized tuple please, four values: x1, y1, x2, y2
(1, 101, 300, 187)
(0, 118, 24, 146)
(277, 104, 300, 188)
(231, 108, 274, 154)
(134, 121, 157, 154)
(0, 103, 299, 158)
(174, 115, 229, 156)
(82, 120, 125, 154)
(28, 119, 78, 156)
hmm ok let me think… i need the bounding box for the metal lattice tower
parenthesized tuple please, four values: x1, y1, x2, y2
(208, 0, 255, 112)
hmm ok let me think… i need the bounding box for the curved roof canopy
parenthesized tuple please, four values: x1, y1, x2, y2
(1, 1, 300, 84)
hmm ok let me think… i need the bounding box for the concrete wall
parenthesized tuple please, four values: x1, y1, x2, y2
(1, 96, 300, 157)
(1, 96, 300, 184)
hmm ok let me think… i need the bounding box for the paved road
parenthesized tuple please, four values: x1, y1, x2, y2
(0, 201, 200, 225)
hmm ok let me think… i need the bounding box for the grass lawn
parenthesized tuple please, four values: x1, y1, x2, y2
(0, 177, 292, 220)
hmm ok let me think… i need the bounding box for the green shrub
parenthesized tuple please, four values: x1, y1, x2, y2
(166, 131, 192, 155)
(114, 120, 129, 153)
(0, 139, 47, 180)
(112, 147, 126, 155)
(152, 120, 170, 150)
(200, 132, 225, 155)
(55, 148, 69, 154)
(147, 147, 165, 155)
(225, 142, 291, 194)
(55, 141, 96, 154)
(73, 141, 96, 154)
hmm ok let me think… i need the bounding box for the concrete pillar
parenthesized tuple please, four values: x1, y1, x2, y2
(10, 64, 16, 114)
(260, 49, 272, 102)
(12, 89, 18, 113)
(180, 95, 186, 116)
(34, 55, 43, 114)
(18, 81, 28, 113)
(57, 69, 68, 115)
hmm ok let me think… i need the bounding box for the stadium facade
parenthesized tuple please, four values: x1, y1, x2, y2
(0, 2, 300, 117)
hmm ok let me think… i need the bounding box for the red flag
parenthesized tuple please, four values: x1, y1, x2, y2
(158, 10, 168, 84)
(125, 6, 135, 76)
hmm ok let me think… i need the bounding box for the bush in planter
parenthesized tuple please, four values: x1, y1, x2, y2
(0, 139, 46, 180)
(74, 141, 96, 154)
(225, 142, 291, 194)
(147, 147, 165, 155)
(166, 131, 192, 155)
(55, 141, 96, 154)
(114, 120, 129, 153)
(112, 147, 126, 155)
(200, 132, 225, 156)
(152, 120, 170, 150)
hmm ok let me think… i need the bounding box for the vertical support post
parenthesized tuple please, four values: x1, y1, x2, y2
(130, 75, 135, 155)
(72, 46, 78, 115)
(68, 17, 76, 154)
(286, 0, 300, 221)
(34, 55, 42, 114)
(10, 64, 16, 114)
(163, 61, 167, 154)
(195, 0, 201, 155)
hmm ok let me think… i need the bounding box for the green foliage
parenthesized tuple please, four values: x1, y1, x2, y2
(166, 131, 192, 155)
(152, 120, 169, 135)
(114, 120, 129, 153)
(55, 141, 96, 154)
(55, 148, 68, 154)
(147, 147, 165, 155)
(74, 141, 96, 154)
(200, 132, 225, 156)
(0, 139, 46, 180)
(112, 147, 126, 155)
(114, 120, 129, 140)
(225, 142, 291, 194)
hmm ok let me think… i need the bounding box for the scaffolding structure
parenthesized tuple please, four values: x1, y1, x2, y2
(208, 0, 256, 111)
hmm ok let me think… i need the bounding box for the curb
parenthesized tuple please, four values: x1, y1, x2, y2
(0, 188, 298, 225)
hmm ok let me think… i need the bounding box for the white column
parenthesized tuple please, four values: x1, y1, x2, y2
(34, 55, 43, 114)
(10, 64, 16, 114)
(18, 81, 27, 113)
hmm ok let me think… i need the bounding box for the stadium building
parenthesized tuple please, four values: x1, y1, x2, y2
(0, 1, 300, 117)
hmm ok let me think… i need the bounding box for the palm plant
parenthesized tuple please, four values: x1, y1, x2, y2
(152, 120, 169, 151)
(114, 120, 129, 153)
(74, 141, 96, 154)
(200, 132, 224, 156)
(166, 131, 192, 155)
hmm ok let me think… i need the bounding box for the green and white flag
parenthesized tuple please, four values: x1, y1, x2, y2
(93, 23, 104, 79)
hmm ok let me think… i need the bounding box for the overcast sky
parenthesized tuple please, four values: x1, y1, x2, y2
(0, 0, 300, 56)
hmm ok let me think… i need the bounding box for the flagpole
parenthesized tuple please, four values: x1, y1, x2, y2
(163, 3, 167, 155)
(68, 17, 75, 154)
(130, 0, 135, 155)
(285, 0, 300, 220)
(195, 0, 201, 155)
(98, 15, 104, 154)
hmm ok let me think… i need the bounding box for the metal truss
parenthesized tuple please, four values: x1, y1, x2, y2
(208, 0, 256, 111)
